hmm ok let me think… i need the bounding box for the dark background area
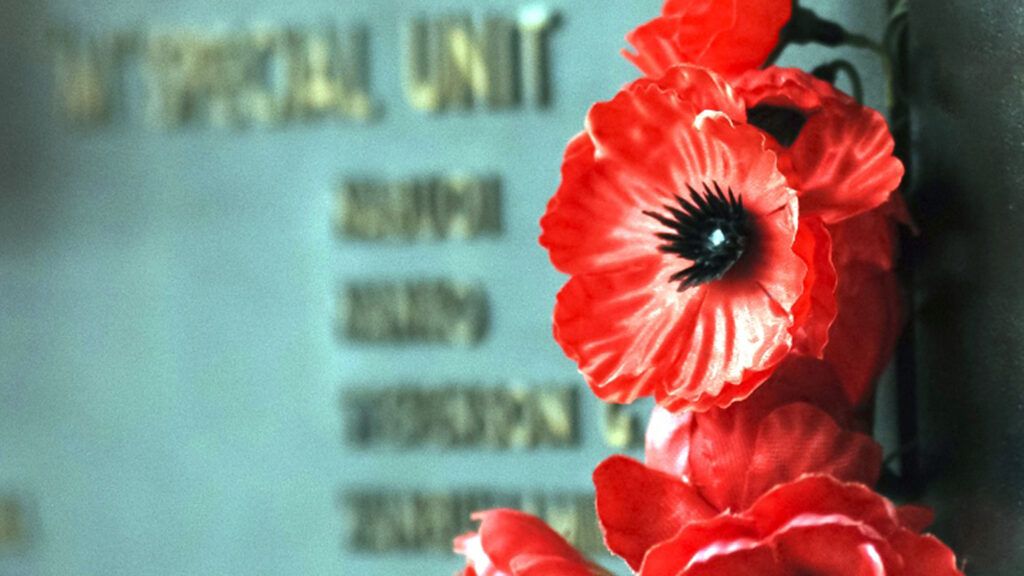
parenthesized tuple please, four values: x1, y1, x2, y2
(912, 1, 1024, 572)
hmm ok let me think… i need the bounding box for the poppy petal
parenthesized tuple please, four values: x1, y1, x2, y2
(510, 556, 608, 576)
(681, 546, 785, 576)
(645, 406, 695, 479)
(790, 217, 838, 357)
(745, 476, 900, 538)
(824, 263, 904, 407)
(626, 0, 790, 78)
(594, 455, 717, 571)
(889, 530, 965, 576)
(474, 510, 590, 572)
(741, 403, 883, 508)
(828, 203, 901, 271)
(771, 520, 895, 576)
(896, 505, 935, 533)
(553, 258, 706, 404)
(786, 104, 904, 223)
(637, 515, 762, 575)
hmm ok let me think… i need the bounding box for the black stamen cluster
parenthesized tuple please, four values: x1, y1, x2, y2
(644, 182, 751, 291)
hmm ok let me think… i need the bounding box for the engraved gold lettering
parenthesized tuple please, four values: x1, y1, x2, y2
(0, 496, 25, 547)
(518, 7, 559, 107)
(342, 385, 580, 449)
(341, 490, 603, 554)
(143, 26, 375, 127)
(341, 280, 489, 345)
(283, 26, 375, 121)
(402, 18, 444, 112)
(402, 11, 558, 112)
(483, 17, 520, 108)
(602, 404, 645, 449)
(144, 30, 265, 127)
(51, 31, 132, 127)
(336, 175, 502, 242)
(438, 16, 475, 109)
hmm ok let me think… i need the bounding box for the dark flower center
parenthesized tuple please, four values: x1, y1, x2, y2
(644, 182, 750, 291)
(746, 104, 808, 148)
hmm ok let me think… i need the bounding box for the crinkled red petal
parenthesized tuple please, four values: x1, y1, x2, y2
(553, 258, 702, 404)
(637, 515, 762, 576)
(699, 0, 791, 76)
(786, 104, 904, 223)
(684, 358, 868, 511)
(889, 530, 965, 576)
(593, 455, 716, 571)
(626, 0, 790, 77)
(649, 64, 747, 122)
(824, 263, 904, 408)
(644, 406, 695, 479)
(741, 403, 882, 508)
(625, 0, 736, 78)
(472, 510, 591, 574)
(896, 505, 935, 533)
(829, 201, 902, 271)
(680, 546, 784, 576)
(511, 556, 609, 576)
(734, 67, 904, 223)
(790, 217, 838, 357)
(733, 66, 839, 115)
(770, 519, 897, 575)
(743, 476, 901, 538)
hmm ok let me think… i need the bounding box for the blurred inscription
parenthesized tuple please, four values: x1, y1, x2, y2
(51, 30, 132, 126)
(336, 175, 502, 241)
(51, 7, 559, 127)
(0, 496, 25, 548)
(341, 280, 489, 345)
(144, 26, 375, 127)
(342, 490, 603, 554)
(602, 404, 646, 450)
(404, 8, 558, 112)
(343, 385, 578, 449)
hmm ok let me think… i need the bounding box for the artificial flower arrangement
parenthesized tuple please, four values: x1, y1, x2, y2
(454, 0, 965, 574)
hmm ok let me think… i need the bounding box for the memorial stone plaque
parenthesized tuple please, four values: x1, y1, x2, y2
(0, 1, 892, 574)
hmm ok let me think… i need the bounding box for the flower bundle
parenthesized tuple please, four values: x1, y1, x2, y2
(455, 1, 965, 574)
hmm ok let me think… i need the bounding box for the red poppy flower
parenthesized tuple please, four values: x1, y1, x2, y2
(541, 66, 834, 411)
(728, 68, 907, 403)
(593, 357, 882, 571)
(732, 67, 905, 224)
(625, 0, 793, 78)
(637, 476, 963, 576)
(453, 509, 611, 576)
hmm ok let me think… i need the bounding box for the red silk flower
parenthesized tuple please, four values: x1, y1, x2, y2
(732, 67, 905, 224)
(638, 476, 963, 576)
(453, 509, 610, 576)
(727, 67, 907, 404)
(540, 66, 836, 411)
(593, 356, 882, 571)
(626, 0, 793, 78)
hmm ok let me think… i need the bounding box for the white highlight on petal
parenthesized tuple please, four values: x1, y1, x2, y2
(461, 533, 509, 576)
(685, 538, 762, 570)
(860, 543, 887, 576)
(694, 109, 736, 130)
